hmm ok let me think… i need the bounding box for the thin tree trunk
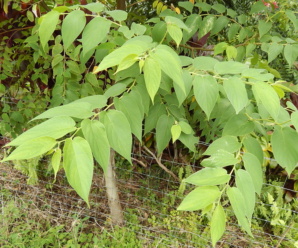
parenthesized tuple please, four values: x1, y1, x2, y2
(116, 0, 126, 10)
(104, 149, 124, 225)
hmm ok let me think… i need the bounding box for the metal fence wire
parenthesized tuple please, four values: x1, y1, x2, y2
(0, 97, 298, 247)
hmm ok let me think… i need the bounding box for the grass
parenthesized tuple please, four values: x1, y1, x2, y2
(0, 160, 297, 248)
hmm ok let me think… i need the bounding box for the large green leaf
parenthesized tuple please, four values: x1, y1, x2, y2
(267, 43, 283, 63)
(167, 24, 182, 47)
(258, 20, 272, 38)
(114, 91, 144, 141)
(32, 102, 94, 120)
(199, 15, 215, 39)
(2, 137, 57, 162)
(106, 10, 127, 22)
(243, 136, 263, 165)
(222, 114, 254, 136)
(201, 150, 239, 167)
(242, 153, 263, 196)
(144, 102, 167, 134)
(252, 82, 280, 121)
(236, 169, 255, 221)
(94, 40, 151, 73)
(284, 44, 298, 66)
(223, 77, 248, 114)
(215, 61, 249, 75)
(156, 114, 175, 154)
(211, 16, 229, 35)
(227, 187, 253, 236)
(193, 75, 219, 119)
(211, 204, 226, 247)
(39, 11, 60, 49)
(102, 110, 132, 163)
(291, 111, 298, 131)
(72, 95, 107, 109)
(62, 10, 86, 50)
(271, 127, 298, 175)
(204, 136, 241, 155)
(178, 133, 198, 152)
(63, 137, 94, 206)
(81, 119, 110, 174)
(143, 56, 161, 102)
(193, 57, 219, 71)
(81, 17, 111, 56)
(184, 167, 230, 186)
(183, 14, 201, 42)
(177, 186, 220, 211)
(285, 10, 298, 32)
(152, 45, 186, 104)
(8, 116, 76, 146)
(104, 83, 127, 98)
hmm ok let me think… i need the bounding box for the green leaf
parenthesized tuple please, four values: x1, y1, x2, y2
(177, 186, 220, 211)
(223, 77, 248, 114)
(83, 2, 105, 13)
(2, 137, 57, 162)
(193, 57, 219, 71)
(204, 136, 241, 155)
(211, 16, 229, 35)
(183, 14, 201, 42)
(144, 102, 166, 134)
(242, 153, 263, 196)
(250, 1, 267, 14)
(214, 42, 228, 55)
(252, 82, 280, 120)
(103, 110, 132, 163)
(267, 43, 283, 63)
(178, 1, 194, 12)
(284, 44, 298, 66)
(81, 119, 110, 174)
(212, 4, 225, 13)
(285, 10, 298, 32)
(81, 17, 111, 56)
(114, 91, 144, 142)
(227, 187, 253, 236)
(228, 23, 240, 41)
(201, 150, 239, 167)
(243, 136, 263, 165)
(184, 167, 230, 186)
(241, 68, 274, 81)
(39, 11, 60, 49)
(171, 124, 181, 143)
(152, 45, 186, 104)
(32, 102, 94, 120)
(106, 10, 127, 22)
(193, 75, 219, 119)
(94, 40, 151, 72)
(156, 114, 175, 154)
(291, 111, 298, 131)
(211, 204, 226, 247)
(72, 95, 107, 109)
(236, 169, 255, 221)
(167, 24, 183, 47)
(165, 16, 190, 30)
(52, 148, 62, 181)
(215, 61, 249, 75)
(62, 10, 86, 50)
(271, 127, 298, 175)
(178, 133, 198, 152)
(179, 121, 193, 134)
(222, 114, 254, 136)
(143, 57, 161, 102)
(226, 45, 237, 60)
(199, 15, 215, 39)
(63, 137, 93, 206)
(258, 20, 272, 39)
(104, 83, 127, 98)
(116, 54, 138, 73)
(131, 23, 146, 35)
(8, 116, 76, 146)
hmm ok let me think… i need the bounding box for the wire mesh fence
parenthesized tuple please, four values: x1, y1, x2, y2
(0, 96, 298, 247)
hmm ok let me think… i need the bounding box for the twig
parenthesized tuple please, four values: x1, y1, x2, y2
(142, 146, 180, 182)
(131, 157, 147, 168)
(275, 222, 294, 248)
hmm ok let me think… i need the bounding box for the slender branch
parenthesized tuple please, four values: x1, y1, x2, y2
(0, 26, 34, 36)
(275, 222, 294, 248)
(131, 157, 147, 168)
(142, 146, 180, 182)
